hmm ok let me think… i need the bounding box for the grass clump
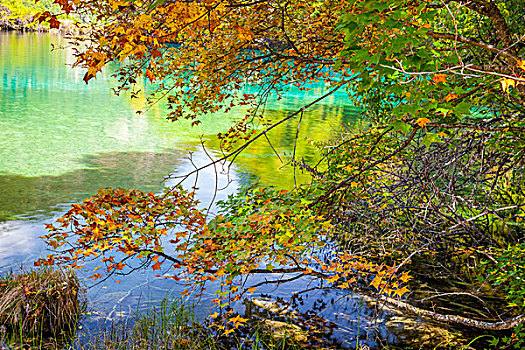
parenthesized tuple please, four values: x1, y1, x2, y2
(0, 268, 82, 348)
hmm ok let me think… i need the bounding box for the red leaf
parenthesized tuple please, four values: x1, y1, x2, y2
(49, 17, 60, 29)
(152, 261, 162, 271)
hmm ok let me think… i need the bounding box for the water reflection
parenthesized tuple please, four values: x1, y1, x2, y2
(0, 151, 186, 220)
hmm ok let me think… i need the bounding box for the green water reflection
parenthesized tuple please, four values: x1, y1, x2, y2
(0, 31, 358, 221)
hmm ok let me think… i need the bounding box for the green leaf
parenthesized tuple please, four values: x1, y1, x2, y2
(391, 120, 411, 134)
(455, 101, 471, 115)
(422, 132, 442, 147)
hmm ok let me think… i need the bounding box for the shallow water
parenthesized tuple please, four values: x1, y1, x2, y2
(0, 32, 392, 348)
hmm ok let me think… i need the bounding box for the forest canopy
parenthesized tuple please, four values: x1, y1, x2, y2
(34, 0, 525, 347)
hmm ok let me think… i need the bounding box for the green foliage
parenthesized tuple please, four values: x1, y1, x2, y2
(338, 0, 525, 131)
(490, 244, 525, 310)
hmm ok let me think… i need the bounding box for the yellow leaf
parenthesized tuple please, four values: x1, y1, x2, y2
(338, 282, 349, 289)
(370, 275, 383, 290)
(416, 118, 430, 128)
(399, 271, 412, 283)
(326, 275, 339, 284)
(394, 286, 409, 297)
(500, 77, 516, 94)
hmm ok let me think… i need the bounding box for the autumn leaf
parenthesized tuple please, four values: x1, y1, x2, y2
(152, 261, 162, 271)
(432, 74, 448, 84)
(49, 17, 60, 29)
(247, 287, 258, 294)
(500, 77, 516, 94)
(370, 275, 383, 290)
(394, 286, 409, 298)
(416, 118, 430, 128)
(444, 93, 458, 102)
(517, 59, 525, 71)
(325, 275, 340, 284)
(399, 271, 412, 283)
(229, 315, 248, 328)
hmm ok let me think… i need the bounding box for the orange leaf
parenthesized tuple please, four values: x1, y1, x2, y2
(517, 59, 525, 71)
(152, 261, 162, 271)
(432, 74, 448, 83)
(416, 117, 430, 128)
(444, 93, 458, 102)
(49, 17, 60, 29)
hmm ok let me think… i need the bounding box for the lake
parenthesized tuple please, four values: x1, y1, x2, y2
(0, 31, 391, 348)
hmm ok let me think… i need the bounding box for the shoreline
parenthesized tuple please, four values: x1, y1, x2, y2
(0, 5, 84, 35)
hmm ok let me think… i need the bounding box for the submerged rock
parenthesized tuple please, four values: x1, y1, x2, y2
(245, 298, 336, 347)
(386, 316, 465, 349)
(250, 297, 297, 317)
(261, 319, 308, 342)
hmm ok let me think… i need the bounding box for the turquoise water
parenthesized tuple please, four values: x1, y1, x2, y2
(0, 32, 359, 220)
(0, 32, 388, 348)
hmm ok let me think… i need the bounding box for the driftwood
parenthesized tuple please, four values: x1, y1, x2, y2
(364, 293, 524, 331)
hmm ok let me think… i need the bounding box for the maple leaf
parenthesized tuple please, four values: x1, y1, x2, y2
(399, 271, 412, 283)
(49, 17, 60, 29)
(416, 117, 430, 128)
(394, 286, 409, 298)
(229, 315, 248, 328)
(500, 77, 516, 94)
(326, 275, 340, 284)
(517, 59, 525, 71)
(152, 261, 162, 271)
(444, 93, 458, 102)
(247, 287, 258, 294)
(432, 74, 448, 83)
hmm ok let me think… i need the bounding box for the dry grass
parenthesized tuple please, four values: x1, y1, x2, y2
(0, 268, 82, 341)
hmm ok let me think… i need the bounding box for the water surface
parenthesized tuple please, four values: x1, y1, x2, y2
(0, 32, 390, 348)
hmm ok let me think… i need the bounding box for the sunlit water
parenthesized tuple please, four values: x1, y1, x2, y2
(0, 32, 393, 348)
